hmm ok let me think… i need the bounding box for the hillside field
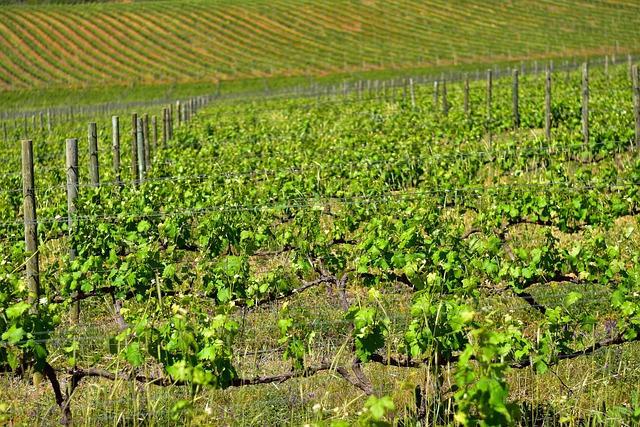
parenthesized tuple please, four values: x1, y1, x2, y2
(0, 0, 640, 92)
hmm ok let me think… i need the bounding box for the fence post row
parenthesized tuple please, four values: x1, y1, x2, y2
(21, 139, 39, 310)
(66, 138, 79, 322)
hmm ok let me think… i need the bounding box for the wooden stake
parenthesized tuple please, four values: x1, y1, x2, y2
(487, 69, 492, 149)
(131, 113, 138, 182)
(112, 116, 120, 186)
(22, 139, 39, 309)
(512, 69, 519, 130)
(545, 65, 552, 144)
(137, 118, 146, 184)
(66, 138, 79, 321)
(582, 63, 589, 146)
(88, 122, 99, 186)
(632, 64, 640, 150)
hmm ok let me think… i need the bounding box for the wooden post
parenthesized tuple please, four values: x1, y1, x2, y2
(47, 109, 52, 132)
(442, 78, 448, 116)
(22, 139, 39, 309)
(88, 122, 99, 186)
(162, 108, 168, 148)
(168, 106, 173, 141)
(144, 114, 150, 171)
(582, 63, 589, 146)
(464, 74, 469, 117)
(137, 118, 145, 184)
(605, 55, 610, 87)
(402, 78, 407, 102)
(512, 69, 519, 130)
(2, 122, 6, 141)
(66, 138, 79, 322)
(38, 112, 43, 132)
(433, 80, 439, 112)
(487, 69, 492, 149)
(112, 116, 120, 186)
(176, 101, 182, 127)
(23, 116, 28, 139)
(409, 78, 416, 110)
(152, 115, 158, 152)
(632, 65, 640, 150)
(545, 65, 552, 144)
(131, 113, 138, 181)
(391, 82, 396, 105)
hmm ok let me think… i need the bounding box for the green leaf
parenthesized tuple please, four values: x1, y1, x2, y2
(1, 325, 25, 344)
(5, 302, 30, 319)
(365, 395, 395, 421)
(125, 342, 144, 367)
(80, 281, 93, 293)
(566, 292, 582, 306)
(217, 287, 231, 303)
(137, 220, 151, 232)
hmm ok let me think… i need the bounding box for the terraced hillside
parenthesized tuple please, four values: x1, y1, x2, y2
(0, 0, 640, 89)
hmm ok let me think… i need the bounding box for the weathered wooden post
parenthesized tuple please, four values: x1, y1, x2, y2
(131, 113, 138, 182)
(22, 139, 39, 309)
(88, 122, 99, 186)
(433, 80, 439, 112)
(442, 78, 448, 116)
(137, 118, 146, 184)
(112, 116, 120, 186)
(632, 64, 640, 150)
(409, 78, 416, 110)
(545, 65, 552, 144)
(66, 138, 79, 321)
(582, 63, 589, 146)
(162, 108, 168, 149)
(487, 69, 492, 149)
(144, 113, 150, 172)
(512, 69, 519, 130)
(464, 74, 469, 117)
(152, 115, 158, 152)
(168, 106, 174, 141)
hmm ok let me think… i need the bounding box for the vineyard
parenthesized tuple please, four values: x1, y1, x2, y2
(0, 58, 639, 426)
(1, 0, 640, 90)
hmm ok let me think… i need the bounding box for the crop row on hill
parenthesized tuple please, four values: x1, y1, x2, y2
(1, 0, 640, 89)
